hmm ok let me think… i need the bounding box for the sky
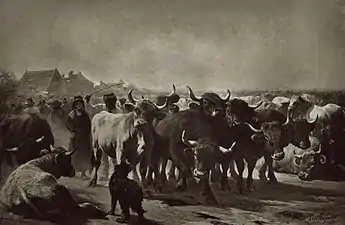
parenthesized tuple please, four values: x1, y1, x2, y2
(1, 0, 345, 91)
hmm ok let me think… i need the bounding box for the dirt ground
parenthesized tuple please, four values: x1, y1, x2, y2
(0, 166, 344, 225)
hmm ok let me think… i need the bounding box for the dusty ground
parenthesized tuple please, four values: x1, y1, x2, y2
(0, 166, 344, 225)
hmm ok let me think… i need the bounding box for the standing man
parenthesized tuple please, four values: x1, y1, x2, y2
(23, 98, 40, 114)
(65, 96, 92, 179)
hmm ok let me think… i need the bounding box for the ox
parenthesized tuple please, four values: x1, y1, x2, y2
(225, 98, 317, 183)
(89, 89, 168, 187)
(271, 96, 290, 115)
(155, 84, 180, 114)
(0, 148, 78, 219)
(145, 86, 231, 194)
(287, 94, 342, 138)
(0, 114, 54, 179)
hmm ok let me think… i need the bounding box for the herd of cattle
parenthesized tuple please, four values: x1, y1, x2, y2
(1, 85, 345, 214)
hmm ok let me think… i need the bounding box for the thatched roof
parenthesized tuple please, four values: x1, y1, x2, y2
(19, 68, 61, 92)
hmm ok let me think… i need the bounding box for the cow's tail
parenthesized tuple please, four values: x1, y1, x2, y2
(17, 186, 44, 219)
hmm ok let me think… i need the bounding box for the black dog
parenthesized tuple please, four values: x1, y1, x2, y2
(108, 162, 146, 223)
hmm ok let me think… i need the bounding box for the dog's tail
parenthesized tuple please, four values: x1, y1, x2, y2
(17, 186, 44, 219)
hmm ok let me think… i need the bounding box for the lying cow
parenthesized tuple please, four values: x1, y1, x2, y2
(0, 147, 78, 218)
(89, 89, 168, 187)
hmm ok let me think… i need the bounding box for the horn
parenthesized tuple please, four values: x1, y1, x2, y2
(249, 100, 263, 109)
(167, 84, 176, 97)
(244, 122, 262, 133)
(65, 148, 77, 156)
(307, 115, 318, 124)
(221, 89, 231, 102)
(186, 86, 202, 102)
(319, 154, 326, 164)
(153, 99, 168, 110)
(282, 111, 291, 126)
(50, 145, 54, 151)
(315, 144, 322, 154)
(35, 136, 45, 143)
(128, 89, 139, 104)
(293, 153, 303, 167)
(6, 147, 19, 152)
(219, 141, 236, 154)
(181, 130, 198, 147)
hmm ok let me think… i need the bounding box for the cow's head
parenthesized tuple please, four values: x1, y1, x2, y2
(156, 85, 180, 113)
(126, 89, 168, 129)
(52, 147, 77, 178)
(6, 136, 53, 165)
(226, 98, 263, 126)
(286, 116, 318, 149)
(103, 93, 117, 111)
(245, 121, 287, 161)
(293, 145, 327, 181)
(287, 95, 313, 119)
(186, 86, 230, 118)
(181, 130, 235, 179)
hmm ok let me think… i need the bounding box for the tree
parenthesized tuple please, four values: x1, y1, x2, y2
(0, 69, 19, 104)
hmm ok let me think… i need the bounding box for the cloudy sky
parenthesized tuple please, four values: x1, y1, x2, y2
(1, 0, 345, 91)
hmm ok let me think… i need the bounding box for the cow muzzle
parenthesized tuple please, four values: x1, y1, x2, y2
(298, 171, 312, 181)
(272, 151, 285, 161)
(134, 119, 147, 128)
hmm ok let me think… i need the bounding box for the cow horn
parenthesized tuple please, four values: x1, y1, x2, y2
(221, 89, 231, 102)
(319, 154, 327, 164)
(65, 148, 77, 156)
(315, 144, 322, 154)
(282, 111, 291, 126)
(181, 130, 198, 147)
(128, 89, 139, 104)
(307, 115, 318, 124)
(249, 100, 263, 109)
(219, 141, 236, 154)
(186, 86, 202, 102)
(36, 136, 45, 143)
(244, 122, 262, 133)
(6, 146, 19, 152)
(153, 99, 168, 110)
(167, 84, 176, 97)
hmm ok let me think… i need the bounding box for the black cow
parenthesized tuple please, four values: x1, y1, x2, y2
(0, 113, 54, 179)
(155, 84, 180, 114)
(225, 98, 317, 183)
(143, 86, 231, 194)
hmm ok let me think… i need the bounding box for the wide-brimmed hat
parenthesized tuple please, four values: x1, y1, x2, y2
(72, 96, 85, 109)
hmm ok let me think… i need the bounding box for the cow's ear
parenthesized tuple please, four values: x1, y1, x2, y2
(251, 133, 265, 144)
(189, 102, 200, 110)
(124, 103, 135, 112)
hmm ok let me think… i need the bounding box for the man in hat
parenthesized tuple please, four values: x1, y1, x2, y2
(23, 98, 40, 114)
(65, 96, 92, 178)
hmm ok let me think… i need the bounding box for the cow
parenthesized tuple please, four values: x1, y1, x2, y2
(225, 98, 317, 183)
(155, 84, 180, 114)
(180, 130, 236, 204)
(287, 94, 342, 138)
(0, 147, 105, 220)
(88, 89, 168, 187)
(144, 86, 231, 193)
(271, 96, 290, 115)
(0, 113, 54, 179)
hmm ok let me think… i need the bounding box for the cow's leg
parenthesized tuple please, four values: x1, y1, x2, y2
(229, 160, 239, 179)
(108, 194, 117, 215)
(168, 161, 177, 181)
(160, 159, 168, 185)
(220, 161, 231, 191)
(266, 156, 278, 184)
(139, 157, 148, 188)
(210, 163, 221, 183)
(89, 149, 102, 187)
(234, 158, 244, 194)
(201, 171, 218, 205)
(99, 154, 110, 181)
(246, 157, 257, 192)
(258, 157, 268, 181)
